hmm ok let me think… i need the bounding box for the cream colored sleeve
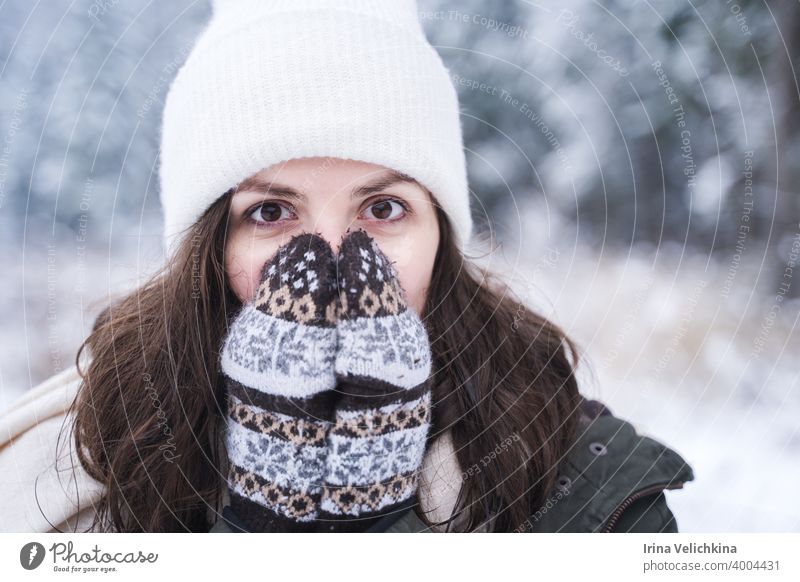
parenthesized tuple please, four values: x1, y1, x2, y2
(0, 366, 104, 533)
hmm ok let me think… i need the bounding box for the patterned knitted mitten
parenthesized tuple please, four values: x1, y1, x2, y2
(318, 229, 434, 531)
(219, 232, 339, 532)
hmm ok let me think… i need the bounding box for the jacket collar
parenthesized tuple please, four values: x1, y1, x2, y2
(528, 400, 695, 532)
(385, 397, 695, 533)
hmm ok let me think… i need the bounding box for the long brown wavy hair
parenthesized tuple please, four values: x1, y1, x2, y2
(64, 187, 583, 532)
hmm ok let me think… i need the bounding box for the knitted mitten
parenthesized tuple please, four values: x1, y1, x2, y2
(318, 229, 434, 531)
(219, 232, 339, 532)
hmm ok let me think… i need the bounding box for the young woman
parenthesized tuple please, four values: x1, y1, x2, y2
(0, 0, 693, 533)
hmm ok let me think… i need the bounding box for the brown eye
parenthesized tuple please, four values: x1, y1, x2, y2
(365, 199, 406, 221)
(248, 202, 290, 224)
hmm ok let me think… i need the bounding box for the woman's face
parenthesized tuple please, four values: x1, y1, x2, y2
(224, 157, 440, 315)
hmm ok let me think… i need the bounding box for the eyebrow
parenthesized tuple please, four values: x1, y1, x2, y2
(234, 169, 420, 201)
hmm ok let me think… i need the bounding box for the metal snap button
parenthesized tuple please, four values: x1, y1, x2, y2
(589, 441, 608, 456)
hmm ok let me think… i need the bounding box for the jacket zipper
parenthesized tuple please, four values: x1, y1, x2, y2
(601, 481, 685, 532)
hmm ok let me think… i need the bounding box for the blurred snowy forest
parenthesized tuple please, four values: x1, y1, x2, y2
(0, 0, 798, 531)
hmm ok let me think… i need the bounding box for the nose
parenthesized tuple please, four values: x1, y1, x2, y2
(308, 218, 355, 257)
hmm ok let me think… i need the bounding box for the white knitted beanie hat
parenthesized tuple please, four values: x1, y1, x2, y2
(159, 0, 472, 256)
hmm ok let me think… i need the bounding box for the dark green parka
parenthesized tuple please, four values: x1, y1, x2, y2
(209, 397, 694, 533)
